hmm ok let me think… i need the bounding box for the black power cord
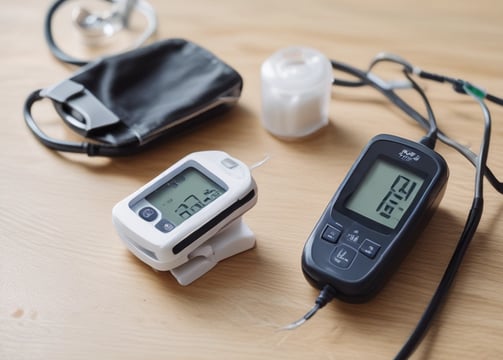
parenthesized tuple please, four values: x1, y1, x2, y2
(395, 84, 491, 359)
(282, 285, 337, 330)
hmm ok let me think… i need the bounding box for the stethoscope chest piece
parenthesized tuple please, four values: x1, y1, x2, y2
(46, 0, 157, 65)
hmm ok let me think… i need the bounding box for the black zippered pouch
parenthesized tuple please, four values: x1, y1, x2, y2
(24, 39, 243, 156)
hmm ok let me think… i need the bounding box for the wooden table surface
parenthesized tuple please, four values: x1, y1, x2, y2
(2, 0, 503, 359)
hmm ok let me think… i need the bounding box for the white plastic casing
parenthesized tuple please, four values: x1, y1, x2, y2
(261, 46, 333, 139)
(112, 151, 257, 272)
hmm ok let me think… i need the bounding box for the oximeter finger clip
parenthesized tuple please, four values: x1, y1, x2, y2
(170, 218, 255, 285)
(112, 150, 258, 285)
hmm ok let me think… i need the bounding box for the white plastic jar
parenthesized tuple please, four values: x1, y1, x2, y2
(261, 46, 332, 139)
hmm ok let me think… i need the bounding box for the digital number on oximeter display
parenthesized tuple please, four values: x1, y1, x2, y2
(345, 158, 425, 229)
(141, 167, 227, 231)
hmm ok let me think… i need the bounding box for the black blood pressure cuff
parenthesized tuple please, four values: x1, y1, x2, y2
(23, 38, 243, 156)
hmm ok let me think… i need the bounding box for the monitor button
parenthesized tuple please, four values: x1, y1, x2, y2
(155, 219, 176, 233)
(321, 224, 342, 243)
(359, 239, 381, 259)
(221, 158, 238, 169)
(330, 244, 357, 269)
(139, 206, 158, 222)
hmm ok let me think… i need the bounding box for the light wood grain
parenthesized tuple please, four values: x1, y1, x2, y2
(2, 0, 503, 359)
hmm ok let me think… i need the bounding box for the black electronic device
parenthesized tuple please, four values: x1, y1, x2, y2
(301, 134, 449, 303)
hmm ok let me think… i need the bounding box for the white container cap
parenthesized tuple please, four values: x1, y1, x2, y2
(261, 46, 332, 139)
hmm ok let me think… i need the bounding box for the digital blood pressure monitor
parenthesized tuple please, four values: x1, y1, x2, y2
(112, 151, 258, 281)
(302, 134, 449, 303)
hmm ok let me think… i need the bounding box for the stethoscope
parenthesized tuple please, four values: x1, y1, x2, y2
(45, 0, 157, 66)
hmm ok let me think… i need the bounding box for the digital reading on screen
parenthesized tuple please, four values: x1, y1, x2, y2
(146, 167, 227, 227)
(345, 158, 425, 229)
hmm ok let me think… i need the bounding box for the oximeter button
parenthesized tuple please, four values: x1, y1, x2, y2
(330, 244, 357, 269)
(321, 224, 342, 243)
(155, 219, 176, 233)
(139, 206, 158, 222)
(359, 239, 381, 259)
(221, 158, 238, 169)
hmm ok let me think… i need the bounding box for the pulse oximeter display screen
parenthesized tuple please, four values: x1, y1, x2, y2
(146, 167, 226, 226)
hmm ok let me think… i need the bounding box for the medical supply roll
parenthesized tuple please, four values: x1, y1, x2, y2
(260, 47, 332, 139)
